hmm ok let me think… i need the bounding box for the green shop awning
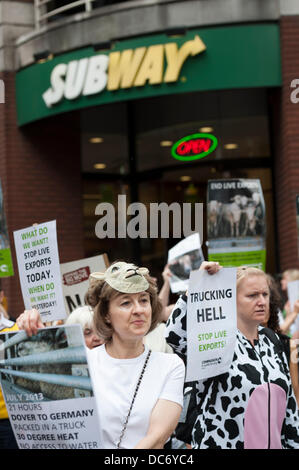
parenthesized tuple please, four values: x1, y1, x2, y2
(16, 23, 282, 126)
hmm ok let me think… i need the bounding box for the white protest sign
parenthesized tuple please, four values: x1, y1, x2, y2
(60, 254, 109, 315)
(186, 267, 237, 381)
(287, 280, 299, 313)
(0, 178, 14, 277)
(0, 325, 102, 449)
(287, 280, 299, 334)
(168, 233, 204, 293)
(13, 220, 66, 322)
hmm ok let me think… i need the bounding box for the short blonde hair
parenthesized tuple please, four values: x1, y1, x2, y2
(236, 266, 268, 289)
(282, 269, 299, 282)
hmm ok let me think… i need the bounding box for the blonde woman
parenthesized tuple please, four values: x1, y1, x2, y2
(165, 262, 299, 449)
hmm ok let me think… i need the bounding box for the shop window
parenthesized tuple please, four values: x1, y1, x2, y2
(80, 102, 129, 175)
(134, 89, 270, 173)
(80, 88, 275, 277)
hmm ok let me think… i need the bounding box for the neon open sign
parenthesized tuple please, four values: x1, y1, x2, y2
(171, 133, 218, 161)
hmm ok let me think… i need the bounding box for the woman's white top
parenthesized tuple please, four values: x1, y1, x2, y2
(87, 344, 185, 449)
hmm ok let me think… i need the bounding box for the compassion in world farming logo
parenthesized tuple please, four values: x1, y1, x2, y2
(94, 195, 203, 240)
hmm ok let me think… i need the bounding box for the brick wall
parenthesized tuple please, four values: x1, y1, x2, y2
(0, 71, 84, 318)
(275, 16, 299, 272)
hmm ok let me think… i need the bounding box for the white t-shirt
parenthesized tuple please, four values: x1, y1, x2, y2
(87, 344, 185, 449)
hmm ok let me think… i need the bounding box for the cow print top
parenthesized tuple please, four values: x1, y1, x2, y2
(165, 295, 299, 449)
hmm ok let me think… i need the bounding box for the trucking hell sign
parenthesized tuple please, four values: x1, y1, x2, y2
(186, 267, 237, 381)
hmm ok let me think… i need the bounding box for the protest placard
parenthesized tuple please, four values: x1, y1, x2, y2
(0, 325, 102, 449)
(168, 233, 204, 293)
(186, 267, 237, 381)
(60, 254, 109, 315)
(0, 179, 14, 277)
(287, 280, 299, 334)
(287, 280, 299, 313)
(207, 179, 266, 270)
(13, 220, 66, 322)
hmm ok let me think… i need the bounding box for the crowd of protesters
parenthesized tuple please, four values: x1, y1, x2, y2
(0, 262, 299, 449)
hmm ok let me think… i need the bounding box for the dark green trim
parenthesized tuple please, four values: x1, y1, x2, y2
(16, 23, 281, 126)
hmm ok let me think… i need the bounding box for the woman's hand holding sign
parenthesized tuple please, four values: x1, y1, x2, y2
(17, 308, 44, 336)
(185, 262, 222, 295)
(199, 261, 222, 275)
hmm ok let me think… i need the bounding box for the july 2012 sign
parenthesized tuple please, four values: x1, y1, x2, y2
(0, 325, 102, 449)
(186, 267, 237, 381)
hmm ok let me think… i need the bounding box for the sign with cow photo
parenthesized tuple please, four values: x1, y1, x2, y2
(0, 325, 102, 449)
(207, 179, 266, 270)
(168, 233, 205, 293)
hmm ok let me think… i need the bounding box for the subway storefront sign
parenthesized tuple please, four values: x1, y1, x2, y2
(43, 35, 206, 107)
(16, 24, 281, 126)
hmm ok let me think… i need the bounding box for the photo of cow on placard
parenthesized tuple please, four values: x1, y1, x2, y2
(169, 248, 203, 281)
(0, 326, 93, 402)
(207, 180, 265, 241)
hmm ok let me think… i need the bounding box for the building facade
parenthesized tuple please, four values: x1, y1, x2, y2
(1, 0, 299, 316)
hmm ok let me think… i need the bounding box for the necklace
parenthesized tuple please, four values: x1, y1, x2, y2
(116, 349, 151, 449)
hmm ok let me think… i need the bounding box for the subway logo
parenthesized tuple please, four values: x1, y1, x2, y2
(43, 35, 206, 107)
